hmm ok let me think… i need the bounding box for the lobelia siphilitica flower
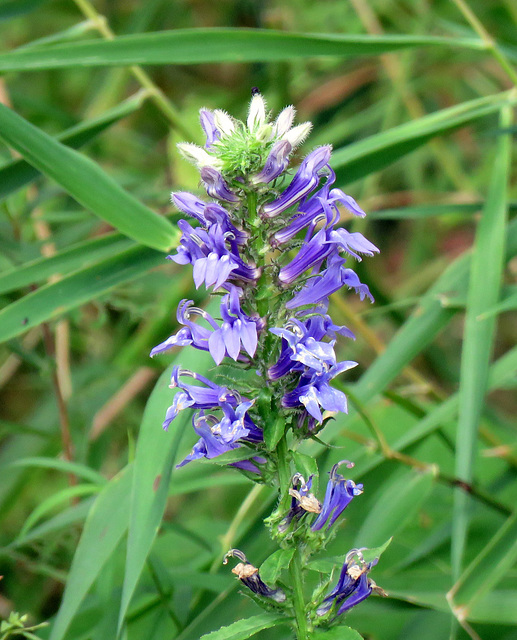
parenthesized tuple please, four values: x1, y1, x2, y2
(152, 91, 389, 638)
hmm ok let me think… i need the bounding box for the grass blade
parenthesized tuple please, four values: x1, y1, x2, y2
(0, 91, 148, 202)
(451, 105, 513, 580)
(0, 29, 485, 72)
(0, 102, 177, 251)
(0, 244, 165, 344)
(48, 466, 133, 640)
(331, 92, 517, 185)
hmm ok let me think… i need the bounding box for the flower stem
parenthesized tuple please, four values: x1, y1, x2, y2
(289, 547, 309, 640)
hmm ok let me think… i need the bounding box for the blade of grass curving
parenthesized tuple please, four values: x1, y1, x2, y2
(451, 105, 512, 581)
(331, 92, 517, 185)
(19, 483, 101, 538)
(9, 456, 107, 485)
(0, 29, 485, 72)
(0, 102, 176, 251)
(48, 465, 133, 640)
(0, 91, 148, 202)
(448, 512, 517, 622)
(0, 233, 133, 295)
(117, 307, 219, 634)
(0, 244, 165, 344)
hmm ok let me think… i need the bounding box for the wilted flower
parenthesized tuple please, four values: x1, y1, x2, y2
(312, 461, 363, 531)
(223, 549, 286, 603)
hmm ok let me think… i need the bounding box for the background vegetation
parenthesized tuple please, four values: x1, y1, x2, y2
(0, 1, 516, 639)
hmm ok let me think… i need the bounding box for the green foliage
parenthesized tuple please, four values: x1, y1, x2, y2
(0, 1, 516, 639)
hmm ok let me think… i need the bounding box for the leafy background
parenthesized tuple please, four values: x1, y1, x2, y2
(0, 0, 516, 639)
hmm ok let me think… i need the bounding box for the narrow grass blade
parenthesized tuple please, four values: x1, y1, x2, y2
(9, 456, 106, 485)
(0, 92, 148, 202)
(0, 30, 485, 72)
(19, 483, 101, 538)
(0, 103, 177, 251)
(452, 105, 512, 580)
(48, 465, 133, 640)
(0, 244, 165, 344)
(331, 92, 517, 185)
(354, 468, 435, 549)
(0, 233, 133, 295)
(448, 512, 517, 622)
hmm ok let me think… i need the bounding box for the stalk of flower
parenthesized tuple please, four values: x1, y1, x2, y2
(153, 92, 383, 638)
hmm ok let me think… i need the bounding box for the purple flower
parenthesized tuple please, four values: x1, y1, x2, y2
(316, 549, 385, 618)
(286, 255, 373, 309)
(268, 319, 339, 380)
(251, 140, 292, 184)
(200, 166, 239, 203)
(200, 109, 221, 149)
(278, 228, 332, 285)
(282, 359, 357, 423)
(326, 228, 379, 261)
(170, 219, 259, 290)
(279, 473, 321, 532)
(150, 299, 217, 357)
(208, 286, 259, 364)
(261, 146, 332, 218)
(224, 550, 286, 603)
(177, 400, 259, 467)
(163, 366, 239, 431)
(311, 460, 363, 531)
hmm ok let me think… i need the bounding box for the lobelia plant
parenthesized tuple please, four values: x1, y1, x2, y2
(152, 90, 389, 639)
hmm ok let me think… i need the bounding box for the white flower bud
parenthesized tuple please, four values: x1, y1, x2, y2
(272, 105, 296, 137)
(282, 122, 312, 148)
(247, 93, 267, 132)
(176, 143, 222, 169)
(213, 109, 235, 136)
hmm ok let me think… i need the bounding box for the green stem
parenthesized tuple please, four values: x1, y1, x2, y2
(276, 434, 291, 510)
(289, 547, 309, 640)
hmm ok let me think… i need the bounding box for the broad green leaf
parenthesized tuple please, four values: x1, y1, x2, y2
(448, 512, 517, 621)
(0, 102, 177, 251)
(49, 465, 133, 640)
(259, 548, 295, 584)
(9, 456, 106, 485)
(0, 244, 164, 344)
(452, 105, 512, 580)
(198, 613, 286, 640)
(0, 92, 148, 203)
(354, 468, 435, 548)
(19, 483, 101, 538)
(331, 92, 517, 185)
(0, 233, 133, 295)
(0, 30, 484, 72)
(312, 628, 364, 640)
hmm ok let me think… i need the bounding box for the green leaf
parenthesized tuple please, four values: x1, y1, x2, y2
(312, 627, 364, 640)
(0, 102, 177, 251)
(448, 511, 517, 622)
(259, 548, 295, 584)
(331, 92, 517, 184)
(49, 465, 133, 640)
(19, 483, 101, 538)
(0, 92, 148, 203)
(263, 415, 285, 451)
(354, 469, 435, 549)
(0, 244, 164, 344)
(198, 613, 286, 640)
(452, 105, 513, 580)
(0, 233, 133, 295)
(9, 456, 106, 485)
(0, 29, 484, 72)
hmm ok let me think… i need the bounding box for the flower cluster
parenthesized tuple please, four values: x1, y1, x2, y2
(153, 93, 385, 634)
(153, 92, 378, 468)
